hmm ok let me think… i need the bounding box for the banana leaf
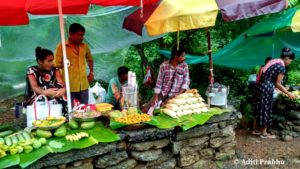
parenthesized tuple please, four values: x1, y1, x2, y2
(0, 154, 20, 169)
(19, 146, 50, 168)
(87, 122, 120, 142)
(148, 113, 182, 129)
(149, 108, 228, 130)
(49, 122, 120, 152)
(181, 108, 228, 131)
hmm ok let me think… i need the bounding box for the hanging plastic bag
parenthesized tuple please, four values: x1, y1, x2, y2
(89, 82, 107, 104)
(143, 66, 154, 88)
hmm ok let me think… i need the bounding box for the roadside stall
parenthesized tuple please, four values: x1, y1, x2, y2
(0, 87, 237, 168)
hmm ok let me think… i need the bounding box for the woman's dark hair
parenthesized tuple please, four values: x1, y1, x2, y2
(118, 66, 129, 77)
(69, 23, 85, 33)
(35, 47, 53, 62)
(171, 44, 185, 60)
(281, 47, 295, 60)
(265, 56, 272, 64)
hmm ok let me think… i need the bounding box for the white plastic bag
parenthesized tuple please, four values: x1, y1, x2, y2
(89, 82, 107, 104)
(26, 95, 62, 127)
(88, 88, 96, 104)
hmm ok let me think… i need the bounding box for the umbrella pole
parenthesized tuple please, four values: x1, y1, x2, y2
(206, 28, 214, 85)
(58, 0, 72, 117)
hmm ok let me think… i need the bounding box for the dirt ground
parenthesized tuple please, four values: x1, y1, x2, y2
(0, 97, 300, 169)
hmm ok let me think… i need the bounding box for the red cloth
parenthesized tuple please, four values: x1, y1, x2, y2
(0, 0, 29, 25)
(26, 0, 90, 15)
(91, 0, 160, 6)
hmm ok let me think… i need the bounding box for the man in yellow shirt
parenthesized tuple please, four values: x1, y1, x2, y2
(54, 23, 94, 104)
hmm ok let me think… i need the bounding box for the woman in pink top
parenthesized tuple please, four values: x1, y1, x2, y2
(252, 48, 297, 138)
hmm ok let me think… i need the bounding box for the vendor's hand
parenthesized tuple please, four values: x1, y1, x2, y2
(43, 88, 58, 97)
(53, 88, 66, 98)
(88, 72, 94, 83)
(287, 92, 297, 100)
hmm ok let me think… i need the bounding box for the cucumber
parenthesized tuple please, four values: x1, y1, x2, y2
(4, 137, 12, 146)
(10, 135, 18, 144)
(0, 130, 13, 137)
(22, 132, 31, 140)
(80, 121, 95, 130)
(36, 129, 52, 138)
(68, 119, 79, 129)
(17, 133, 25, 142)
(54, 125, 67, 137)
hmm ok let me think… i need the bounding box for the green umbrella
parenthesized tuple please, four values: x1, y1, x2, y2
(159, 7, 300, 70)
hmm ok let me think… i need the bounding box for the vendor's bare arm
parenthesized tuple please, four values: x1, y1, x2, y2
(276, 73, 296, 99)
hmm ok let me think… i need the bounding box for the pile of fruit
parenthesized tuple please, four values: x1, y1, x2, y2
(33, 116, 66, 129)
(0, 130, 47, 158)
(65, 132, 89, 142)
(161, 89, 209, 118)
(114, 107, 151, 124)
(72, 110, 101, 120)
(96, 103, 113, 112)
(291, 90, 300, 98)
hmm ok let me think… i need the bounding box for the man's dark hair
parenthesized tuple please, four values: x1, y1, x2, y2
(171, 44, 185, 60)
(118, 66, 129, 77)
(281, 47, 295, 60)
(69, 23, 85, 33)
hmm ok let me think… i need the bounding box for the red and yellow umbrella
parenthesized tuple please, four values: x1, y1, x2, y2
(123, 0, 287, 36)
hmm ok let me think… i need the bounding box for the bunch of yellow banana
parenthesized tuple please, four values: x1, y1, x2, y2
(65, 132, 89, 142)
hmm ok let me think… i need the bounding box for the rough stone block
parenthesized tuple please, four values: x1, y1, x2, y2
(122, 128, 174, 143)
(130, 149, 162, 162)
(95, 151, 128, 168)
(149, 158, 176, 169)
(27, 143, 117, 169)
(199, 148, 215, 158)
(211, 125, 234, 138)
(180, 145, 207, 156)
(106, 159, 137, 169)
(146, 151, 173, 167)
(128, 138, 170, 151)
(210, 135, 235, 148)
(218, 121, 227, 129)
(293, 126, 300, 132)
(182, 159, 216, 169)
(218, 141, 237, 153)
(176, 124, 218, 141)
(214, 150, 235, 161)
(177, 152, 200, 167)
(66, 162, 93, 169)
(171, 136, 209, 154)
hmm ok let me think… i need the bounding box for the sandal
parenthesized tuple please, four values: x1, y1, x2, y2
(260, 133, 276, 139)
(251, 130, 260, 135)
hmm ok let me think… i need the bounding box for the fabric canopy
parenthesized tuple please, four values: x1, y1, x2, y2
(26, 0, 90, 14)
(91, 0, 160, 6)
(216, 0, 287, 22)
(159, 7, 300, 70)
(0, 0, 29, 25)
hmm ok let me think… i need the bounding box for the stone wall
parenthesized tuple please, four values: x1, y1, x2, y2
(13, 108, 241, 169)
(273, 100, 300, 141)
